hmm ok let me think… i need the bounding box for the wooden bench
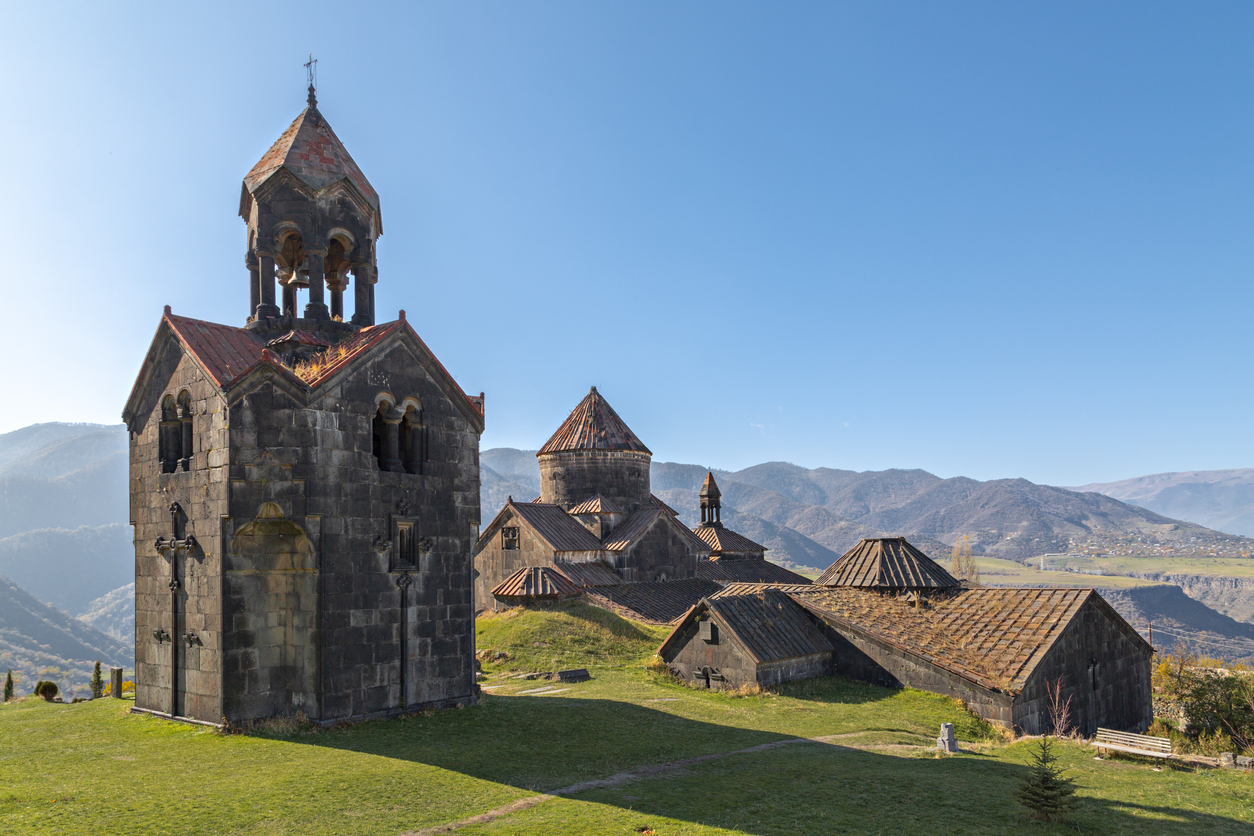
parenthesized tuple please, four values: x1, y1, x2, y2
(1090, 728, 1173, 760)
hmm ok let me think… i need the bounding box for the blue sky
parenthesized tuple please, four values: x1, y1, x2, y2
(3, 2, 1251, 485)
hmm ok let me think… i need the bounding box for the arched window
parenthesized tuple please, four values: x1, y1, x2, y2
(159, 395, 179, 473)
(402, 401, 425, 475)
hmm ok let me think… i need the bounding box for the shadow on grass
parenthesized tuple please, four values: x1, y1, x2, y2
(282, 693, 1250, 835)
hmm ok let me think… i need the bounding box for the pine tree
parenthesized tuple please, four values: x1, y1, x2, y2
(1014, 736, 1078, 821)
(3, 669, 13, 702)
(91, 661, 104, 699)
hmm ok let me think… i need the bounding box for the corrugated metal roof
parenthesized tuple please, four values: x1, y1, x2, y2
(697, 559, 812, 586)
(569, 495, 624, 515)
(491, 566, 583, 600)
(243, 105, 380, 211)
(786, 586, 1095, 693)
(651, 495, 680, 516)
(692, 525, 766, 554)
(553, 561, 622, 587)
(816, 537, 959, 589)
(266, 329, 331, 349)
(684, 589, 832, 664)
(538, 387, 651, 455)
(509, 502, 604, 553)
(586, 579, 722, 624)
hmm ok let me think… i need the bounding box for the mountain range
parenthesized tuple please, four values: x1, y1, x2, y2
(1074, 469, 1254, 539)
(6, 421, 1254, 689)
(483, 449, 1254, 570)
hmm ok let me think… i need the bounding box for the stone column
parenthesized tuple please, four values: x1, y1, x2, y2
(330, 282, 344, 320)
(178, 401, 193, 472)
(246, 252, 260, 319)
(255, 253, 279, 320)
(160, 417, 180, 473)
(404, 412, 424, 475)
(304, 250, 329, 320)
(382, 407, 405, 473)
(351, 263, 374, 326)
(110, 667, 123, 699)
(281, 283, 296, 318)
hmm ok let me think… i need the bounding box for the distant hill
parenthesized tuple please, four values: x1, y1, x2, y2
(480, 449, 1254, 569)
(1073, 469, 1254, 539)
(78, 583, 134, 642)
(0, 423, 128, 539)
(0, 573, 131, 697)
(1096, 584, 1254, 663)
(0, 525, 134, 614)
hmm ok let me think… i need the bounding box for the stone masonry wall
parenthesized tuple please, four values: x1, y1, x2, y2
(225, 338, 480, 724)
(615, 517, 700, 583)
(130, 340, 229, 723)
(539, 450, 652, 515)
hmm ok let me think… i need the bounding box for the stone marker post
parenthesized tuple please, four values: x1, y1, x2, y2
(110, 667, 124, 699)
(937, 722, 958, 754)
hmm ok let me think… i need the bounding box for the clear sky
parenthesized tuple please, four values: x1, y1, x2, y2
(2, 2, 1251, 486)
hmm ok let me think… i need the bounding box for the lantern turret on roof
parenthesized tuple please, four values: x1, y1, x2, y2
(816, 537, 959, 590)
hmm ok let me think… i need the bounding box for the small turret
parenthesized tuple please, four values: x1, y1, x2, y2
(698, 472, 722, 527)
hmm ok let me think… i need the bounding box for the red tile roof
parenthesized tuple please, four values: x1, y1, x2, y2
(165, 313, 267, 386)
(816, 537, 959, 589)
(243, 105, 379, 212)
(538, 387, 651, 455)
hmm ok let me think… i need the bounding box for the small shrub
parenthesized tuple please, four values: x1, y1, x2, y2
(91, 661, 104, 699)
(1013, 736, 1078, 822)
(34, 680, 59, 701)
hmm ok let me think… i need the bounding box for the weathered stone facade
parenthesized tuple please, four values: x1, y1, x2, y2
(124, 91, 484, 726)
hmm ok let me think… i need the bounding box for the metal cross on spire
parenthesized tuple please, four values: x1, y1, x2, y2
(304, 54, 318, 106)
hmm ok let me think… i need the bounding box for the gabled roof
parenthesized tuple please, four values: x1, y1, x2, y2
(659, 589, 832, 664)
(816, 537, 959, 589)
(699, 472, 721, 498)
(491, 566, 583, 601)
(585, 579, 722, 624)
(692, 525, 766, 555)
(553, 561, 622, 587)
(696, 559, 812, 586)
(504, 501, 604, 553)
(786, 586, 1113, 693)
(124, 310, 484, 432)
(241, 104, 380, 217)
(538, 386, 651, 455)
(569, 495, 624, 515)
(603, 506, 712, 556)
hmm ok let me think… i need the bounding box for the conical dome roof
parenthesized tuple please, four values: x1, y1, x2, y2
(816, 537, 959, 589)
(699, 472, 721, 498)
(538, 387, 651, 455)
(240, 102, 380, 220)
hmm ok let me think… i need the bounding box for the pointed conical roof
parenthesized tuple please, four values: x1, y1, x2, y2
(241, 103, 380, 216)
(538, 387, 651, 455)
(699, 472, 721, 498)
(816, 537, 959, 589)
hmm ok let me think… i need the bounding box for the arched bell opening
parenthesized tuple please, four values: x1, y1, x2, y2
(275, 229, 308, 318)
(400, 399, 426, 475)
(326, 232, 355, 323)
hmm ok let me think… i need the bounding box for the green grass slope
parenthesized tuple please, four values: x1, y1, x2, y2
(474, 601, 670, 672)
(1, 607, 1250, 836)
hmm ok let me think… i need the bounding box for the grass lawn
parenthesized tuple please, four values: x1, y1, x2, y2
(2, 604, 1251, 835)
(976, 557, 1166, 588)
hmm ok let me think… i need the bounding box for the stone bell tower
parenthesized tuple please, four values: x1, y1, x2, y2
(124, 83, 485, 726)
(241, 84, 380, 329)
